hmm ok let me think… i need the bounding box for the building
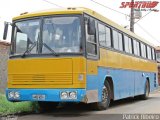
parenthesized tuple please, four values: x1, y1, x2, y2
(0, 41, 10, 93)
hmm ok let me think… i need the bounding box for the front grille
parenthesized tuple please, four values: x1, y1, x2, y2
(9, 73, 73, 86)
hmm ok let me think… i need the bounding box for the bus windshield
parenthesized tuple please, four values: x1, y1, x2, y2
(13, 16, 82, 56)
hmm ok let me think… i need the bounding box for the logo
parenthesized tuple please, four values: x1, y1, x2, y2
(120, 1, 159, 12)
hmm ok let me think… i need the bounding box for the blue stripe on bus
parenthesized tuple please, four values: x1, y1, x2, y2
(87, 67, 158, 101)
(6, 88, 86, 102)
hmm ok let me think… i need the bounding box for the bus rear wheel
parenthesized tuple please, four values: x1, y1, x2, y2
(91, 81, 111, 110)
(38, 102, 59, 112)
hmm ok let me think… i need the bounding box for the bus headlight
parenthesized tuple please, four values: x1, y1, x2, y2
(14, 92, 20, 99)
(8, 91, 14, 98)
(61, 92, 68, 99)
(60, 91, 77, 99)
(8, 91, 20, 99)
(69, 91, 77, 99)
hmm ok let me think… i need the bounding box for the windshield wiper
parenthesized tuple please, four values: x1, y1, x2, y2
(21, 42, 37, 58)
(42, 43, 59, 56)
(21, 42, 59, 57)
(21, 32, 59, 57)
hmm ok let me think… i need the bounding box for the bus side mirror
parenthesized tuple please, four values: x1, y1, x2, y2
(87, 18, 95, 35)
(3, 22, 12, 40)
(3, 22, 9, 40)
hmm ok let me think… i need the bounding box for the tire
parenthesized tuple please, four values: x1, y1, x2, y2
(38, 102, 59, 112)
(139, 80, 150, 100)
(91, 81, 111, 110)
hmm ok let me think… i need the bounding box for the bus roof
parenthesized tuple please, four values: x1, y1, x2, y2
(13, 7, 155, 47)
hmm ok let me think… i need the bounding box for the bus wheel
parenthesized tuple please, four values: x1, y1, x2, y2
(140, 81, 150, 100)
(38, 102, 58, 112)
(91, 81, 111, 110)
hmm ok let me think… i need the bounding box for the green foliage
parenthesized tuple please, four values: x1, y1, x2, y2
(0, 93, 38, 116)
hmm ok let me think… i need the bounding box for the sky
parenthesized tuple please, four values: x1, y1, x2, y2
(0, 0, 159, 46)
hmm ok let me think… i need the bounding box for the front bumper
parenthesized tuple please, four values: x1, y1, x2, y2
(6, 88, 86, 102)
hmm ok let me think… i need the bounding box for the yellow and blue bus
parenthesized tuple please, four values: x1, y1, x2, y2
(4, 7, 158, 110)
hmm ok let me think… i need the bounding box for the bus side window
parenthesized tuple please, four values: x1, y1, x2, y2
(152, 48, 156, 60)
(128, 38, 133, 54)
(85, 17, 97, 56)
(112, 29, 123, 51)
(133, 39, 138, 55)
(124, 35, 129, 53)
(141, 43, 147, 58)
(112, 29, 119, 50)
(118, 33, 123, 51)
(98, 23, 111, 48)
(98, 23, 106, 47)
(147, 46, 152, 60)
(137, 41, 140, 56)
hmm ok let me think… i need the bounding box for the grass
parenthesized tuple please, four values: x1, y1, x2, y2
(0, 93, 38, 116)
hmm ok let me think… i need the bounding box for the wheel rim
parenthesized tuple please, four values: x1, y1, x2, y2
(102, 86, 108, 103)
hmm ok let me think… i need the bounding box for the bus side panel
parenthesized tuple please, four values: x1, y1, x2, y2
(97, 67, 135, 100)
(86, 67, 135, 102)
(134, 71, 145, 96)
(135, 72, 157, 95)
(86, 67, 157, 102)
(86, 48, 158, 103)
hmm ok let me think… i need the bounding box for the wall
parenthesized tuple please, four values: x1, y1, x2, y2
(0, 41, 10, 93)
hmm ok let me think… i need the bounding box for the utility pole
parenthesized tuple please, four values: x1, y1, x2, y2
(130, 0, 134, 32)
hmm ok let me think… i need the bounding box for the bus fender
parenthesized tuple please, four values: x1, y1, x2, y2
(100, 75, 114, 100)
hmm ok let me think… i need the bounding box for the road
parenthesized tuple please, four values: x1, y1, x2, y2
(16, 90, 160, 120)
